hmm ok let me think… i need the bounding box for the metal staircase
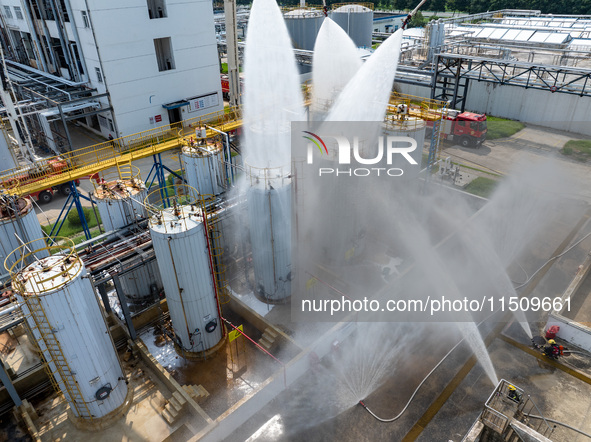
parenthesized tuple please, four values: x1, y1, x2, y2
(23, 295, 93, 420)
(427, 109, 444, 175)
(208, 216, 230, 305)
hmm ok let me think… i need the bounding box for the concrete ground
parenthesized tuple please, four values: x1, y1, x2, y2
(34, 355, 184, 442)
(223, 177, 591, 441)
(441, 124, 591, 202)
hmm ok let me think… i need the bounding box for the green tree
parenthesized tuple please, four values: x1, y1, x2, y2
(429, 0, 447, 12)
(447, 0, 471, 12)
(408, 10, 427, 27)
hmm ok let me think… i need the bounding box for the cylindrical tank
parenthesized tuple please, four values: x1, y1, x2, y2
(383, 115, 426, 180)
(246, 165, 291, 303)
(284, 8, 324, 50)
(147, 185, 223, 355)
(0, 195, 47, 272)
(93, 165, 147, 232)
(118, 259, 163, 303)
(181, 133, 226, 196)
(329, 3, 374, 48)
(8, 240, 128, 420)
(0, 131, 17, 173)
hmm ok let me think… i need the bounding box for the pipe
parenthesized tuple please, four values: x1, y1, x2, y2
(360, 310, 499, 422)
(205, 124, 234, 187)
(361, 338, 464, 422)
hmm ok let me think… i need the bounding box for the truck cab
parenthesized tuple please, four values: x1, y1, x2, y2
(443, 110, 487, 147)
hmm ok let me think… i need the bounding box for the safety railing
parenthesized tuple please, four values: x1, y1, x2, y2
(0, 106, 242, 196)
(7, 239, 80, 293)
(0, 93, 446, 197)
(331, 2, 374, 10)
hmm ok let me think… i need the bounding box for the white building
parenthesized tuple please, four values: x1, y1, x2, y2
(373, 13, 405, 34)
(0, 0, 223, 141)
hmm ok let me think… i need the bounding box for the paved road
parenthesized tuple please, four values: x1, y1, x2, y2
(440, 124, 591, 202)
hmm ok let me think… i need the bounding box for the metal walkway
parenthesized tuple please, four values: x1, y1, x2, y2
(0, 106, 243, 197)
(1, 93, 446, 198)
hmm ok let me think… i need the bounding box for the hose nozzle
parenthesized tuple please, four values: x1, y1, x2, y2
(358, 400, 367, 409)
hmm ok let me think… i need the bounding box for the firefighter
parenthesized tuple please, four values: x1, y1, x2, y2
(544, 339, 560, 359)
(507, 385, 521, 403)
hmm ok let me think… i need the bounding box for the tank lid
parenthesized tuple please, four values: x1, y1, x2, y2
(332, 4, 373, 13)
(94, 179, 145, 200)
(17, 253, 83, 296)
(0, 196, 31, 222)
(149, 204, 205, 235)
(284, 8, 323, 18)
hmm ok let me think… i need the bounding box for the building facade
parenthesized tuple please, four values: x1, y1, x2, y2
(0, 0, 222, 141)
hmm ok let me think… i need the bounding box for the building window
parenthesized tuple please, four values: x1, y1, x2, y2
(98, 115, 108, 129)
(154, 37, 175, 71)
(108, 118, 114, 132)
(95, 67, 103, 83)
(147, 0, 167, 19)
(3, 6, 12, 19)
(81, 10, 89, 28)
(14, 6, 23, 20)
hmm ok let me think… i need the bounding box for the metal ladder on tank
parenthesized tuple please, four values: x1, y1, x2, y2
(207, 214, 230, 305)
(426, 109, 445, 178)
(23, 295, 93, 420)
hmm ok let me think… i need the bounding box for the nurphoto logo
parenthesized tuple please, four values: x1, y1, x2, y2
(302, 130, 419, 177)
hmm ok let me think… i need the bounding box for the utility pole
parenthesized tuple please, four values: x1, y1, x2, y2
(224, 0, 241, 107)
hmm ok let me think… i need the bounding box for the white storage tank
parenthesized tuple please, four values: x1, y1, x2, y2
(284, 8, 324, 50)
(0, 194, 47, 272)
(329, 3, 374, 48)
(93, 165, 147, 232)
(147, 185, 224, 356)
(0, 130, 17, 173)
(246, 165, 292, 303)
(118, 259, 163, 303)
(8, 240, 129, 421)
(383, 113, 426, 180)
(181, 133, 226, 196)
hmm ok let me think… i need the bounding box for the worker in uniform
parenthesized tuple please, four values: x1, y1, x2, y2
(507, 385, 521, 403)
(544, 339, 560, 359)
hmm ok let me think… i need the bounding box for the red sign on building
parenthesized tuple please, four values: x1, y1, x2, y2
(155, 115, 162, 122)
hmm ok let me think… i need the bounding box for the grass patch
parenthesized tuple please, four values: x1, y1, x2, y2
(42, 208, 101, 238)
(463, 176, 499, 198)
(220, 63, 242, 74)
(561, 139, 591, 162)
(486, 116, 525, 140)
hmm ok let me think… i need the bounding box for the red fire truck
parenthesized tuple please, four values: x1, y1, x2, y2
(2, 158, 92, 204)
(430, 110, 487, 148)
(220, 74, 244, 100)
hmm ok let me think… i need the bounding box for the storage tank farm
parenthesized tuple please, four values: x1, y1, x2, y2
(329, 3, 374, 48)
(93, 165, 162, 302)
(146, 184, 225, 357)
(6, 239, 130, 422)
(181, 129, 227, 196)
(245, 163, 292, 303)
(0, 190, 48, 272)
(283, 8, 324, 50)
